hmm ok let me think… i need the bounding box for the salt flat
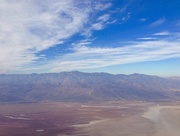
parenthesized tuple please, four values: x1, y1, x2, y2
(0, 101, 180, 136)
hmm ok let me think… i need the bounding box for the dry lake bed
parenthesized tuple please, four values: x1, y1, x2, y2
(0, 101, 180, 136)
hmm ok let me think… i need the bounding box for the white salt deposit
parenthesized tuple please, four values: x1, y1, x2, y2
(36, 129, 44, 132)
(4, 116, 31, 120)
(142, 105, 161, 122)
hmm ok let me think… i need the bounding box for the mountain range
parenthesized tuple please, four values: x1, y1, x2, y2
(0, 71, 180, 102)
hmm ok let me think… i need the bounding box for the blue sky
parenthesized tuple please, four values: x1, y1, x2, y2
(0, 0, 180, 76)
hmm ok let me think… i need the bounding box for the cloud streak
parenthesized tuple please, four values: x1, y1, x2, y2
(31, 40, 180, 73)
(153, 31, 171, 36)
(149, 18, 166, 27)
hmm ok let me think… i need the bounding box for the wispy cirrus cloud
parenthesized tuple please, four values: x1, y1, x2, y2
(153, 31, 171, 36)
(27, 39, 180, 73)
(0, 0, 112, 73)
(94, 2, 112, 11)
(82, 13, 114, 36)
(149, 18, 166, 27)
(136, 37, 156, 40)
(91, 14, 111, 30)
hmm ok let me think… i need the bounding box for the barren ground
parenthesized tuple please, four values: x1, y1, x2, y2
(0, 101, 180, 136)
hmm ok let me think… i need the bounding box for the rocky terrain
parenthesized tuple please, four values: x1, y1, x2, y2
(0, 71, 180, 102)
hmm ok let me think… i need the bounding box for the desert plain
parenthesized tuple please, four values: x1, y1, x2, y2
(0, 101, 180, 136)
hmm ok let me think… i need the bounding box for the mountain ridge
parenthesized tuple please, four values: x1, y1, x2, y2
(0, 71, 180, 102)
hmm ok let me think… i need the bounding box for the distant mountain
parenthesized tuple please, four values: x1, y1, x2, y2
(0, 71, 180, 102)
(168, 76, 180, 81)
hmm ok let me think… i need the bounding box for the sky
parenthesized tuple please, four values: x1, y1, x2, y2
(0, 0, 180, 76)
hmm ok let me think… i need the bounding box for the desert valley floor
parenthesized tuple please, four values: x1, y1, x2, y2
(0, 101, 180, 136)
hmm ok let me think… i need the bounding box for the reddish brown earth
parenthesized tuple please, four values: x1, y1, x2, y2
(0, 101, 180, 136)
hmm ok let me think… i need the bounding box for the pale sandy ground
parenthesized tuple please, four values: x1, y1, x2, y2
(74, 104, 180, 136)
(143, 105, 180, 136)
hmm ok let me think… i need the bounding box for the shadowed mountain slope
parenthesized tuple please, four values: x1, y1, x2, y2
(0, 72, 180, 102)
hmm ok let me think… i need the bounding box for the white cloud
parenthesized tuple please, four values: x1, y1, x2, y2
(97, 14, 110, 22)
(153, 31, 171, 36)
(0, 0, 112, 73)
(136, 37, 156, 40)
(94, 2, 112, 11)
(149, 18, 166, 27)
(83, 13, 112, 36)
(92, 23, 104, 30)
(72, 39, 94, 47)
(28, 40, 180, 73)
